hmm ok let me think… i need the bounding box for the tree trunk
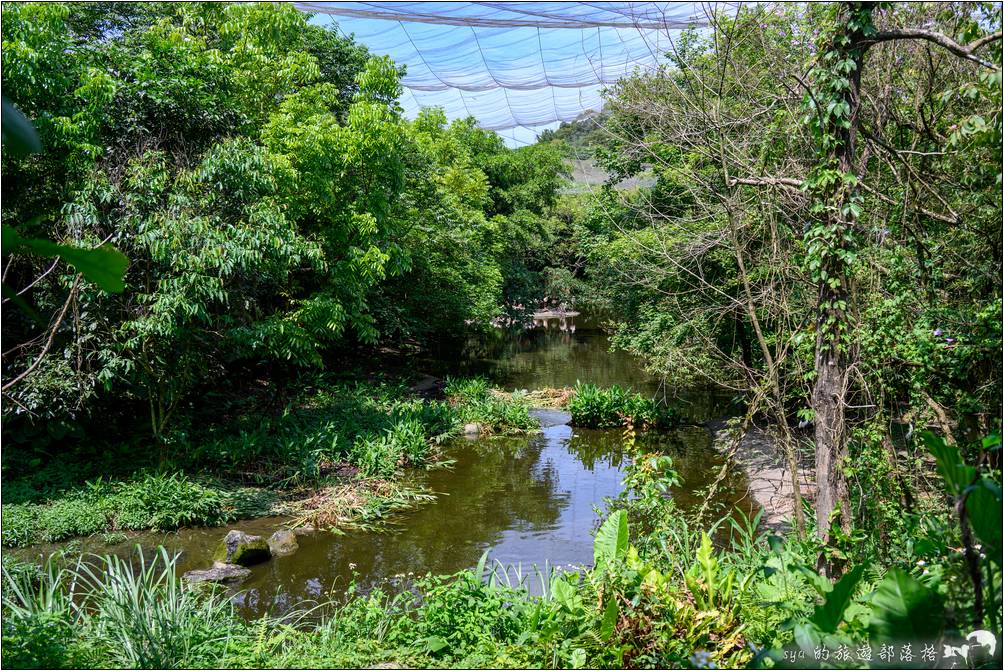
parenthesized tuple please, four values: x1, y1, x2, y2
(812, 335, 850, 538)
(811, 2, 872, 547)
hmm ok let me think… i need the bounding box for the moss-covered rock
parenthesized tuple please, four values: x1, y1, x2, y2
(214, 529, 271, 566)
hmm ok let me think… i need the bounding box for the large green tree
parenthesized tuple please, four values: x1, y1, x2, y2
(1, 2, 566, 451)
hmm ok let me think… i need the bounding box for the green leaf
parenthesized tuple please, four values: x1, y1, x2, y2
(419, 636, 449, 654)
(2, 224, 129, 293)
(600, 596, 619, 639)
(1, 97, 41, 156)
(594, 509, 628, 566)
(551, 574, 576, 609)
(793, 622, 823, 654)
(868, 568, 944, 642)
(810, 564, 865, 633)
(966, 477, 1002, 565)
(767, 534, 784, 554)
(475, 550, 489, 580)
(921, 431, 974, 497)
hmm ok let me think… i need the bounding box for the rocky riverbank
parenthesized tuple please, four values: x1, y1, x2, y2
(709, 422, 815, 531)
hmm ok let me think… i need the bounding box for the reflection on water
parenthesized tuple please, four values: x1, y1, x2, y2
(420, 322, 742, 422)
(425, 324, 660, 394)
(16, 318, 756, 619)
(214, 415, 630, 617)
(99, 410, 753, 619)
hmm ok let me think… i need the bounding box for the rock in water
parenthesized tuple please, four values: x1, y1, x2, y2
(268, 529, 299, 556)
(214, 529, 271, 566)
(463, 422, 481, 436)
(183, 562, 251, 585)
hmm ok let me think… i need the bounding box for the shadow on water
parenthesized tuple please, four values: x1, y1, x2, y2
(18, 316, 757, 619)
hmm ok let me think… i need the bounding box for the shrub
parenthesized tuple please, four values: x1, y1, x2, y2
(1, 497, 106, 547)
(444, 376, 491, 403)
(1, 555, 44, 586)
(103, 473, 229, 531)
(390, 399, 456, 440)
(568, 383, 678, 430)
(385, 418, 431, 466)
(36, 497, 107, 543)
(1, 504, 41, 548)
(463, 395, 537, 434)
(1, 473, 230, 547)
(407, 570, 532, 662)
(346, 417, 432, 478)
(349, 433, 403, 478)
(446, 379, 538, 434)
(1, 612, 79, 669)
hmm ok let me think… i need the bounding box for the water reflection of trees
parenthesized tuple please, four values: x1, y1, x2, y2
(230, 432, 570, 617)
(419, 326, 667, 394)
(563, 425, 756, 523)
(565, 429, 628, 471)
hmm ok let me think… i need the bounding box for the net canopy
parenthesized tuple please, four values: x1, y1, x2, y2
(295, 2, 732, 144)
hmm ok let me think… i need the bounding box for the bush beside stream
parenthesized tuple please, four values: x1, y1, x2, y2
(567, 383, 679, 430)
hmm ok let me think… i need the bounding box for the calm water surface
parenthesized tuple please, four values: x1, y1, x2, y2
(18, 321, 756, 618)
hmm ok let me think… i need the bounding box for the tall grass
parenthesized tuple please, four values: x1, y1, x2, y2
(1, 547, 236, 669)
(0, 546, 551, 669)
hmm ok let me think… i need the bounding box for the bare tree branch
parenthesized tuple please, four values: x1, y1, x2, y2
(864, 29, 1002, 69)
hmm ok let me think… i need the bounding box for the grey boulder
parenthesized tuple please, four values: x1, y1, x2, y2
(268, 529, 299, 556)
(183, 561, 251, 585)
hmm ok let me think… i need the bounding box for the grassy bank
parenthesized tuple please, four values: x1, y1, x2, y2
(1, 375, 537, 548)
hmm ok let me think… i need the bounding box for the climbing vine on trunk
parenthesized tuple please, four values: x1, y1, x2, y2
(802, 2, 876, 554)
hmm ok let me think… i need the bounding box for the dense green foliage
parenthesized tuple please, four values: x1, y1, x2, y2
(2, 1, 565, 447)
(444, 377, 538, 434)
(550, 3, 1002, 423)
(567, 383, 679, 430)
(2, 473, 228, 547)
(1, 1, 562, 551)
(539, 0, 1002, 559)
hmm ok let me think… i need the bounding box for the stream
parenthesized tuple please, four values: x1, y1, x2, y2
(16, 318, 759, 619)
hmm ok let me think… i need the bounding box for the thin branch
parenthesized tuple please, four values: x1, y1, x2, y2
(728, 176, 804, 191)
(857, 179, 959, 225)
(864, 29, 1002, 69)
(2, 275, 81, 392)
(2, 259, 61, 304)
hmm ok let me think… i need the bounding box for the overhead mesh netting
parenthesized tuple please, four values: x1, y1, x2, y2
(295, 2, 730, 142)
